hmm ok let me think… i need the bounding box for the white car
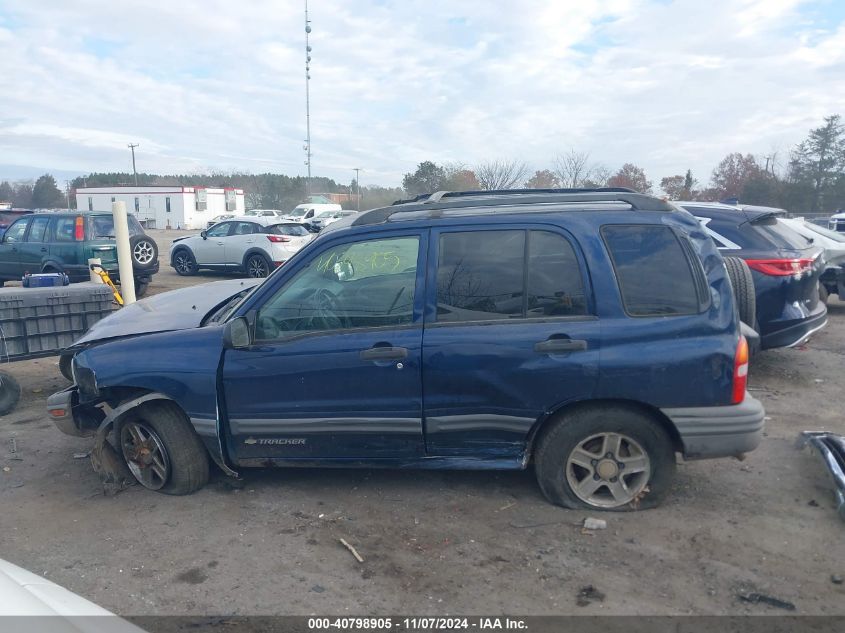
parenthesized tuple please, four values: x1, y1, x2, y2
(170, 216, 313, 278)
(309, 209, 359, 231)
(245, 209, 285, 218)
(283, 203, 342, 223)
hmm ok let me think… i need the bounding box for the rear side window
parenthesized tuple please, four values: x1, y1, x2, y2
(54, 217, 77, 242)
(436, 229, 588, 322)
(437, 230, 525, 321)
(602, 225, 703, 316)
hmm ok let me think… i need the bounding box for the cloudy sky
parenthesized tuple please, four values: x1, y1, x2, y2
(0, 0, 843, 189)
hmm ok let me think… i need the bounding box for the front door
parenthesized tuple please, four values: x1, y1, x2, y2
(0, 217, 31, 279)
(223, 231, 427, 461)
(422, 226, 601, 456)
(192, 221, 231, 265)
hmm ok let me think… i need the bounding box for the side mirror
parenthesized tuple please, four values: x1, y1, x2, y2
(223, 316, 252, 349)
(200, 230, 208, 240)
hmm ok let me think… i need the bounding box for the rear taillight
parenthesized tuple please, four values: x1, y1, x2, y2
(732, 335, 749, 404)
(266, 235, 290, 243)
(74, 216, 85, 241)
(745, 258, 814, 276)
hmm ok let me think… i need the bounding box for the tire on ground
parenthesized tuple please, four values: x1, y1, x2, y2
(129, 235, 159, 271)
(245, 252, 271, 278)
(534, 404, 676, 511)
(724, 256, 756, 329)
(134, 280, 149, 298)
(0, 370, 22, 416)
(116, 401, 209, 495)
(172, 248, 197, 276)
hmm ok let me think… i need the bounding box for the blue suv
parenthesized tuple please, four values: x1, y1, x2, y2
(48, 189, 764, 511)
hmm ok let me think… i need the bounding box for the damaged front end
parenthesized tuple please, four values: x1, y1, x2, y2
(801, 431, 845, 521)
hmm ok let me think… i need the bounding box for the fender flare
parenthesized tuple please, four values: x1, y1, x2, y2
(241, 247, 272, 270)
(92, 392, 238, 479)
(169, 244, 194, 267)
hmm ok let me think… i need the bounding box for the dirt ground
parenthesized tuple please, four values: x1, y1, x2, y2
(1, 228, 843, 616)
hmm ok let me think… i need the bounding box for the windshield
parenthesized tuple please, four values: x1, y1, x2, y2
(203, 285, 262, 324)
(288, 208, 306, 217)
(800, 221, 845, 243)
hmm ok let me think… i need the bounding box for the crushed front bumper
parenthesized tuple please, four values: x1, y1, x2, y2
(46, 387, 103, 437)
(801, 432, 845, 521)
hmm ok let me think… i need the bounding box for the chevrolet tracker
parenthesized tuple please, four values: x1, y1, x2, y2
(48, 188, 765, 511)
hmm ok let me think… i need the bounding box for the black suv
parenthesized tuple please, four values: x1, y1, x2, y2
(0, 211, 159, 295)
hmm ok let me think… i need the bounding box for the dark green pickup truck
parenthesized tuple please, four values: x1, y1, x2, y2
(0, 211, 159, 295)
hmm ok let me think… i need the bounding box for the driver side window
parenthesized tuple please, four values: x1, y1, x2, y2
(256, 236, 420, 340)
(4, 218, 30, 243)
(207, 223, 231, 238)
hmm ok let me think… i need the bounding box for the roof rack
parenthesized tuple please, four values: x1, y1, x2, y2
(353, 188, 675, 227)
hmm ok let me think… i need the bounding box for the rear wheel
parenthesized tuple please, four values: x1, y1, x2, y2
(245, 253, 271, 278)
(819, 283, 829, 305)
(134, 280, 149, 298)
(172, 248, 197, 276)
(116, 401, 209, 495)
(0, 371, 21, 416)
(534, 405, 676, 511)
(724, 256, 756, 328)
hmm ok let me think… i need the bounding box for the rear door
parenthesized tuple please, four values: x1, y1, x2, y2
(224, 221, 260, 264)
(421, 225, 601, 457)
(18, 215, 51, 274)
(85, 215, 119, 268)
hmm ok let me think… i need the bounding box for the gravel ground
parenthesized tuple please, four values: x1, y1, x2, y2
(0, 228, 843, 615)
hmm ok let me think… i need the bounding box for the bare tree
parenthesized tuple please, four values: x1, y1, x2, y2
(554, 150, 593, 188)
(583, 164, 612, 188)
(475, 159, 529, 190)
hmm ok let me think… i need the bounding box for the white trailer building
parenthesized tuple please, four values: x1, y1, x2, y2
(75, 186, 245, 230)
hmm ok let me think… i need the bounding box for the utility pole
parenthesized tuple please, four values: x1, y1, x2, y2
(353, 167, 361, 211)
(128, 143, 139, 186)
(303, 0, 313, 197)
(65, 181, 71, 211)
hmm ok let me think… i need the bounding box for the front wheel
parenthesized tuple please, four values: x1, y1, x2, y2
(172, 249, 198, 276)
(116, 401, 209, 495)
(534, 406, 676, 511)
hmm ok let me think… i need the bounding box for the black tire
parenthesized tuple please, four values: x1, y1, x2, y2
(134, 280, 149, 298)
(130, 235, 159, 271)
(172, 248, 198, 276)
(534, 405, 676, 511)
(819, 283, 829, 305)
(0, 280, 4, 288)
(724, 256, 756, 328)
(245, 252, 271, 278)
(0, 370, 21, 416)
(115, 401, 209, 495)
(59, 354, 74, 382)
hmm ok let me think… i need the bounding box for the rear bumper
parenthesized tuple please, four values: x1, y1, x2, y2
(661, 394, 765, 459)
(760, 304, 827, 349)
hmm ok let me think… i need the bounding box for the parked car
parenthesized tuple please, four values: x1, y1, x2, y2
(0, 211, 159, 295)
(50, 188, 763, 511)
(169, 216, 313, 278)
(283, 203, 343, 224)
(781, 217, 845, 303)
(245, 209, 284, 218)
(828, 209, 845, 232)
(307, 209, 359, 232)
(677, 202, 827, 349)
(207, 213, 236, 228)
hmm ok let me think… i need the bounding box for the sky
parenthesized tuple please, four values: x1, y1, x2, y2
(0, 0, 844, 190)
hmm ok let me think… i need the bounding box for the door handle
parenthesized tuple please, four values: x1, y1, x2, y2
(40, 247, 47, 252)
(216, 241, 225, 245)
(359, 346, 408, 361)
(534, 338, 588, 354)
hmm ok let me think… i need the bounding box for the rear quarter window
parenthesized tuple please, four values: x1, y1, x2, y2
(602, 225, 705, 316)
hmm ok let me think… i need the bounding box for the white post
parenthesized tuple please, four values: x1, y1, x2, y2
(112, 201, 136, 304)
(87, 258, 103, 284)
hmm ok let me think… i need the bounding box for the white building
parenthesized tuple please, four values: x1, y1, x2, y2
(75, 186, 245, 230)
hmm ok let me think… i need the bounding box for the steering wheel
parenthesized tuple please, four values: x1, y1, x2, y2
(302, 288, 348, 331)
